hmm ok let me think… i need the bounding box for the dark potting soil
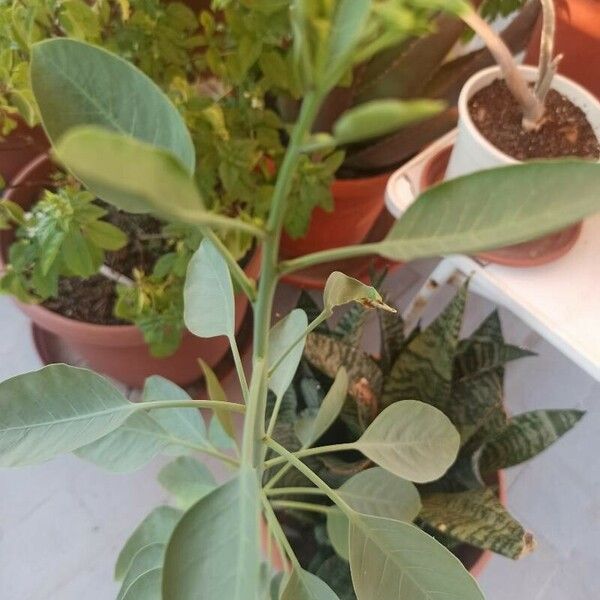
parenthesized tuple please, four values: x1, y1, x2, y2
(468, 79, 600, 161)
(42, 205, 166, 325)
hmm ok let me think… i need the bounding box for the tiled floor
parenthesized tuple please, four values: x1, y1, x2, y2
(0, 263, 598, 599)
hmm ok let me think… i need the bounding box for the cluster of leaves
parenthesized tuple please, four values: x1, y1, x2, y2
(267, 286, 584, 597)
(0, 183, 127, 302)
(0, 0, 203, 131)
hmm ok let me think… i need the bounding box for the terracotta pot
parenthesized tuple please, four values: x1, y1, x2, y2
(421, 144, 582, 266)
(0, 154, 260, 388)
(279, 171, 392, 259)
(0, 117, 49, 186)
(525, 0, 600, 100)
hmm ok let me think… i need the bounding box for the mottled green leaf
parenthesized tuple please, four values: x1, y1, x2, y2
(479, 410, 585, 476)
(378, 303, 405, 374)
(281, 567, 340, 600)
(355, 401, 460, 483)
(0, 365, 133, 467)
(115, 506, 182, 580)
(327, 467, 421, 560)
(381, 286, 467, 410)
(456, 342, 534, 381)
(349, 514, 484, 600)
(163, 470, 261, 600)
(420, 488, 535, 560)
(158, 457, 217, 509)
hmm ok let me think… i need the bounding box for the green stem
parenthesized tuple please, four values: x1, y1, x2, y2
(265, 437, 353, 515)
(241, 91, 322, 471)
(279, 243, 381, 275)
(265, 487, 328, 498)
(264, 442, 356, 468)
(261, 492, 296, 569)
(202, 227, 257, 302)
(186, 210, 266, 239)
(136, 399, 246, 413)
(270, 500, 333, 515)
(229, 335, 249, 402)
(263, 462, 293, 492)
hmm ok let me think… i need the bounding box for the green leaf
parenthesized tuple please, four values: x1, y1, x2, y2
(323, 271, 394, 316)
(158, 457, 217, 509)
(323, 0, 371, 85)
(198, 358, 237, 444)
(142, 376, 209, 450)
(381, 285, 467, 410)
(296, 368, 349, 447)
(479, 410, 585, 476)
(420, 488, 535, 560)
(85, 219, 128, 251)
(281, 567, 340, 600)
(54, 126, 204, 216)
(0, 365, 134, 467)
(349, 514, 484, 600)
(163, 470, 261, 600)
(184, 239, 235, 340)
(115, 506, 182, 580)
(333, 99, 444, 145)
(355, 400, 460, 483)
(456, 342, 534, 380)
(327, 467, 422, 560)
(268, 309, 309, 400)
(373, 162, 600, 261)
(117, 543, 164, 600)
(121, 568, 162, 600)
(31, 38, 194, 172)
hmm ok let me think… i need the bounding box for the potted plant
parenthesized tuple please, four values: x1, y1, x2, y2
(278, 0, 543, 260)
(525, 0, 600, 100)
(0, 153, 261, 387)
(422, 0, 600, 266)
(263, 286, 583, 594)
(1, 1, 600, 597)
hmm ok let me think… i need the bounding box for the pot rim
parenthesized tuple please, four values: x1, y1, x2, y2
(1, 152, 261, 342)
(457, 64, 600, 165)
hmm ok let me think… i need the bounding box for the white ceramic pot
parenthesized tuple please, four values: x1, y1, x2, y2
(445, 65, 600, 180)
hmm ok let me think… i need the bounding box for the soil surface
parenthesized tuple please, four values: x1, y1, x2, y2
(43, 205, 166, 325)
(468, 79, 600, 161)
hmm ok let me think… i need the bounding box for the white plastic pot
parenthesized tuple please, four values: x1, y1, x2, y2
(445, 65, 600, 180)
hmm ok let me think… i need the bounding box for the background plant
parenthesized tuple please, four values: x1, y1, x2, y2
(266, 286, 583, 596)
(0, 2, 599, 599)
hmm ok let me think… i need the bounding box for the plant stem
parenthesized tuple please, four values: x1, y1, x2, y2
(264, 442, 356, 469)
(535, 0, 560, 104)
(137, 399, 246, 413)
(270, 499, 333, 515)
(264, 437, 353, 515)
(265, 487, 328, 498)
(263, 462, 293, 492)
(462, 6, 545, 130)
(261, 492, 295, 569)
(201, 227, 257, 302)
(279, 243, 381, 275)
(229, 335, 250, 402)
(98, 265, 134, 287)
(241, 91, 322, 471)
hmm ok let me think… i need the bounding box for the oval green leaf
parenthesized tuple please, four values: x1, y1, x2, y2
(158, 457, 217, 510)
(281, 567, 341, 600)
(375, 161, 600, 261)
(327, 467, 422, 560)
(333, 99, 444, 145)
(184, 239, 236, 340)
(0, 364, 133, 467)
(349, 514, 484, 600)
(31, 38, 194, 172)
(117, 543, 164, 600)
(355, 400, 460, 483)
(163, 470, 261, 600)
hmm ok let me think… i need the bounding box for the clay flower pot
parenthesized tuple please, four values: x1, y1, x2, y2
(444, 65, 600, 266)
(0, 154, 260, 388)
(525, 0, 600, 100)
(279, 171, 391, 259)
(0, 117, 49, 186)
